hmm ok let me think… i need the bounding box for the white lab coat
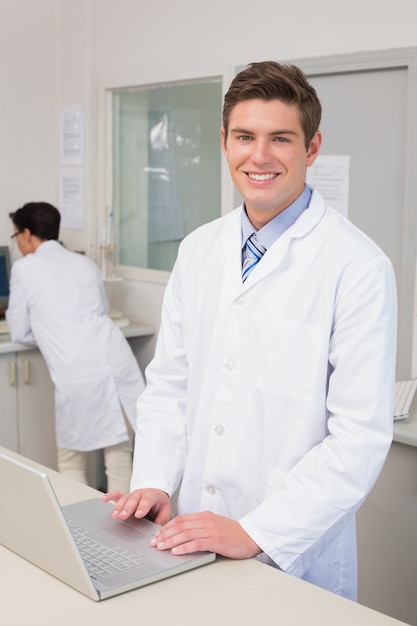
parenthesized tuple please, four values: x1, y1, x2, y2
(131, 189, 397, 599)
(6, 241, 145, 451)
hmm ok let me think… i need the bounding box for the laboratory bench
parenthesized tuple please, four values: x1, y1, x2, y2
(1, 447, 410, 626)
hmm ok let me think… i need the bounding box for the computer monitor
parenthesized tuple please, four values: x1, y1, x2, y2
(0, 246, 11, 317)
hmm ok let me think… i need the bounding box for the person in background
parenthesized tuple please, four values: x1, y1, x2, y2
(6, 202, 145, 492)
(103, 61, 397, 599)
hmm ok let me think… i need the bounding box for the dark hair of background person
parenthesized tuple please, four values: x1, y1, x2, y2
(222, 60, 322, 149)
(9, 202, 61, 241)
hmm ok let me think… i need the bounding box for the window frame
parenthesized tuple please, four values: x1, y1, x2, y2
(98, 71, 234, 284)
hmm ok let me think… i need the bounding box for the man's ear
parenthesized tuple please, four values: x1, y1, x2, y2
(306, 131, 322, 167)
(220, 127, 228, 158)
(21, 228, 39, 253)
(20, 228, 32, 242)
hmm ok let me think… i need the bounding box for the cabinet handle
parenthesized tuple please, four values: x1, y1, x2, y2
(8, 359, 16, 386)
(23, 358, 30, 384)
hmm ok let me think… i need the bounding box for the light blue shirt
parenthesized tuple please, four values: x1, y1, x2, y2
(241, 184, 313, 255)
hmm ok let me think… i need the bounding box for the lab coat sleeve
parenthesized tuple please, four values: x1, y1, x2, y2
(239, 253, 397, 578)
(6, 261, 36, 344)
(130, 255, 188, 495)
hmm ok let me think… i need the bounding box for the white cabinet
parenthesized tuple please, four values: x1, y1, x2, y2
(0, 353, 18, 451)
(0, 349, 57, 469)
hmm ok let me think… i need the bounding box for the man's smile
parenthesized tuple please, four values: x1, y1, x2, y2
(247, 172, 279, 181)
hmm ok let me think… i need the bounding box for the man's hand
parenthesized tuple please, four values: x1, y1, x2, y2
(150, 511, 261, 559)
(101, 488, 171, 526)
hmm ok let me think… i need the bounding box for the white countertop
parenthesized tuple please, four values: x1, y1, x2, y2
(393, 404, 417, 447)
(1, 447, 410, 626)
(0, 320, 155, 354)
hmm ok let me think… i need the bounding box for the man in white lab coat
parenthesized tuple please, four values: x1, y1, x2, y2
(105, 62, 397, 599)
(6, 202, 145, 492)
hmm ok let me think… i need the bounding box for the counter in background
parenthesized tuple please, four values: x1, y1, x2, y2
(393, 405, 417, 447)
(122, 320, 155, 339)
(0, 320, 155, 354)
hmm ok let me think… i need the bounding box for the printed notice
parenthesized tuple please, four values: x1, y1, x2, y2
(59, 168, 84, 230)
(61, 104, 84, 166)
(306, 155, 350, 217)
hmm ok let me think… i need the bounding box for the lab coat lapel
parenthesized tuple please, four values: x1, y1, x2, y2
(222, 208, 246, 289)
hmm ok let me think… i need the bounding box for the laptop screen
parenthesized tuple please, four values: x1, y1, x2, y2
(0, 246, 11, 317)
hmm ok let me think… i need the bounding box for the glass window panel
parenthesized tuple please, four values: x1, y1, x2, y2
(112, 78, 222, 272)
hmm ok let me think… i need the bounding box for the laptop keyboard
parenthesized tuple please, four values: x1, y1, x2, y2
(68, 521, 149, 580)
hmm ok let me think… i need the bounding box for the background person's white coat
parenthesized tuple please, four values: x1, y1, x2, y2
(6, 240, 145, 451)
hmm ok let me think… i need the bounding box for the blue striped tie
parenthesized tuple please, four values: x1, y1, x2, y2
(242, 232, 266, 282)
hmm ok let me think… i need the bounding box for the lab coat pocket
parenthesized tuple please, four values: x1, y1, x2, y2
(257, 317, 323, 404)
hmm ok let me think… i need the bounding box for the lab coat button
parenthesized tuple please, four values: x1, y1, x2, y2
(235, 296, 245, 305)
(207, 484, 216, 495)
(215, 424, 224, 436)
(225, 359, 235, 371)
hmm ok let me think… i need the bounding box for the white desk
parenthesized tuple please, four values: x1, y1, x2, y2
(394, 403, 417, 448)
(1, 449, 409, 626)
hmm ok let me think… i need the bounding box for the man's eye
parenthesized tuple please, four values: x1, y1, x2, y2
(273, 136, 289, 142)
(238, 135, 252, 141)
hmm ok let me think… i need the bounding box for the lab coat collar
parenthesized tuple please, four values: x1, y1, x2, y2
(224, 188, 327, 291)
(34, 240, 62, 255)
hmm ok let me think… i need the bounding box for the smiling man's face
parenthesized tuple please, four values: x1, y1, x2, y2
(221, 98, 322, 230)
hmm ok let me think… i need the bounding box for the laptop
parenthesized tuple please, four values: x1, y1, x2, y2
(0, 450, 216, 600)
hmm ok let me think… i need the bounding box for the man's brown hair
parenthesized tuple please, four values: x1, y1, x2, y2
(222, 61, 322, 150)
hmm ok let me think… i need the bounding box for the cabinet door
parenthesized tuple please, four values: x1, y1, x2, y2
(17, 350, 57, 470)
(0, 353, 18, 451)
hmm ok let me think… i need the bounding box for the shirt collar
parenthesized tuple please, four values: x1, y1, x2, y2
(241, 184, 312, 250)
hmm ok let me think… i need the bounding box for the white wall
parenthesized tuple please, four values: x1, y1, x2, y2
(92, 0, 417, 80)
(0, 0, 59, 262)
